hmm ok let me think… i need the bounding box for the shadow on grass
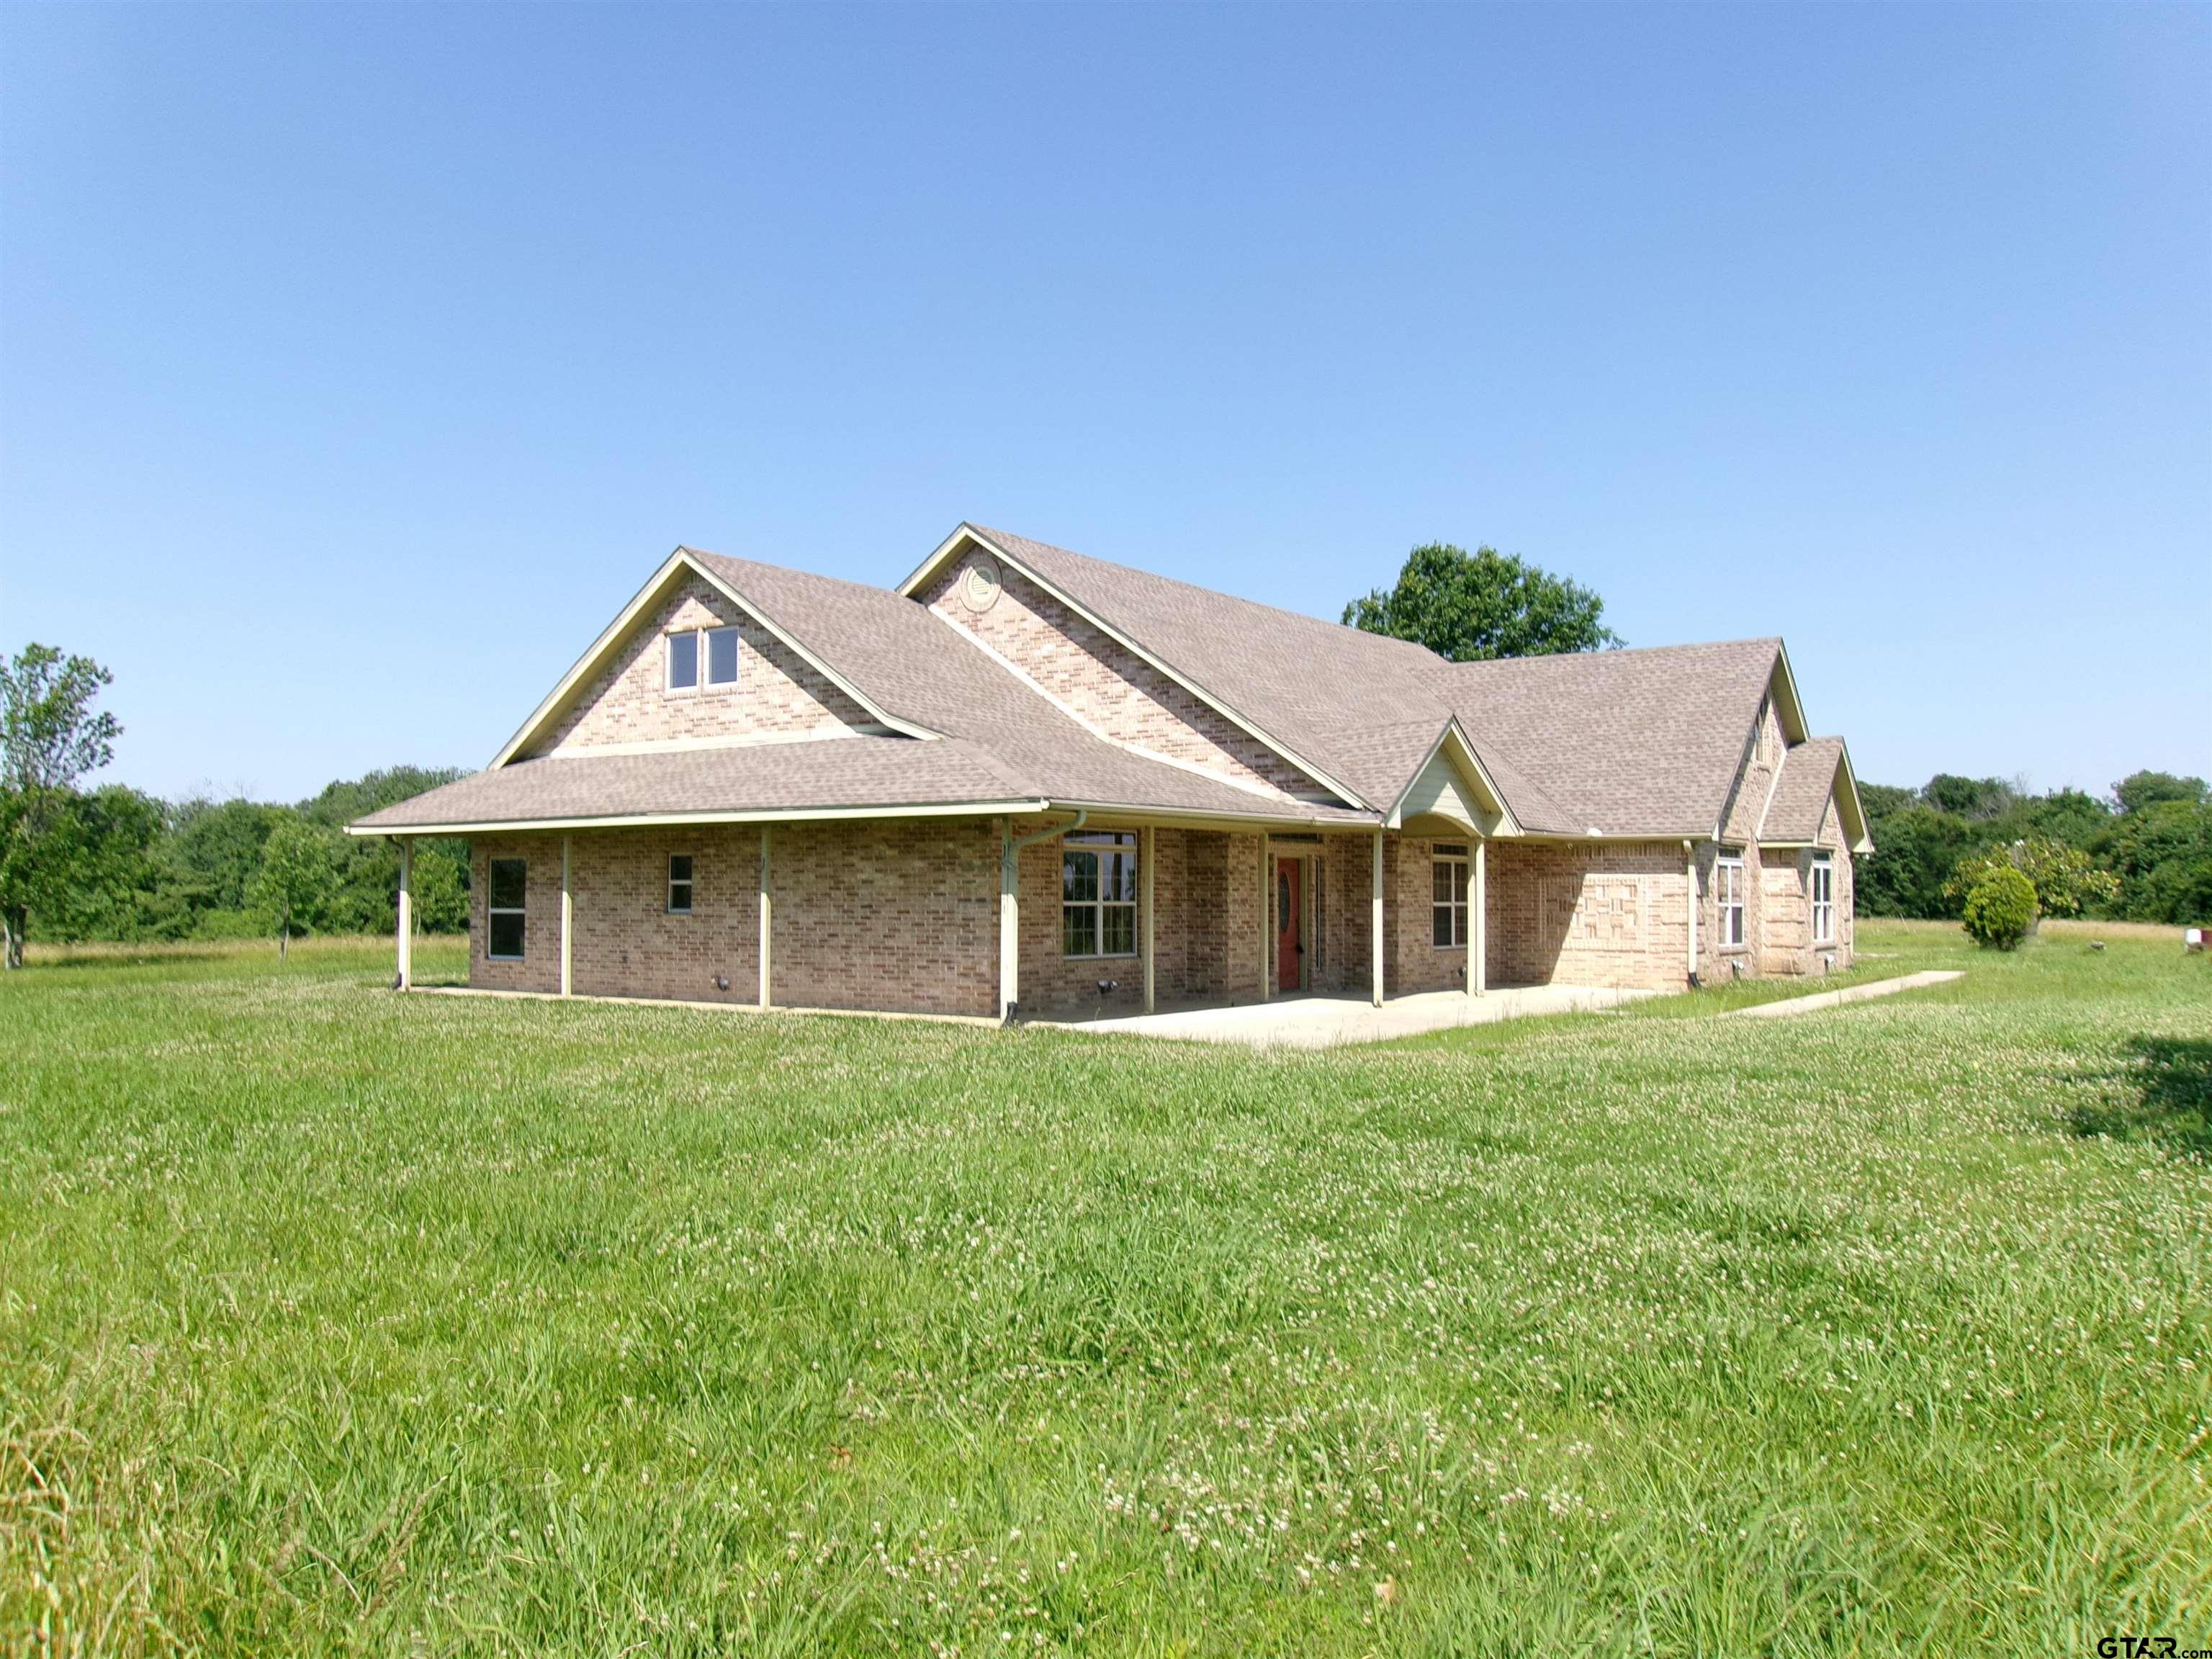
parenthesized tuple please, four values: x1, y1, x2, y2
(2071, 1038, 2212, 1159)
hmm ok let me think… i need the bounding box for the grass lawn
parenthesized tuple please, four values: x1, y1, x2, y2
(2, 922, 2208, 1655)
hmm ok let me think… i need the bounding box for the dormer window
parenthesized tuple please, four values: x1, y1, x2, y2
(666, 625, 739, 693)
(667, 631, 699, 691)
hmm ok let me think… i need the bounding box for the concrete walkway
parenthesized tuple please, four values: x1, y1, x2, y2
(1040, 983, 1655, 1049)
(1720, 969, 1964, 1018)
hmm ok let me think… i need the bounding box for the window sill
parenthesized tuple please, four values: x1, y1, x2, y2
(1064, 952, 1141, 962)
(486, 955, 525, 964)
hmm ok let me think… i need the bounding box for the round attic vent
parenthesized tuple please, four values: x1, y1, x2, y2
(959, 554, 1002, 613)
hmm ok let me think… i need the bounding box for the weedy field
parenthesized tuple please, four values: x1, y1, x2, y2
(2, 921, 2207, 1655)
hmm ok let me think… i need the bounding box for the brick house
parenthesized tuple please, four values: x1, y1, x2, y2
(351, 524, 1871, 1019)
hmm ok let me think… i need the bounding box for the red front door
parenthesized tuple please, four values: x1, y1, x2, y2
(1275, 857, 1303, 992)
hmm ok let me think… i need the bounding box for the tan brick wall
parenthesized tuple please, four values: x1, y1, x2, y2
(531, 573, 876, 755)
(1390, 835, 1474, 995)
(470, 818, 997, 1017)
(920, 552, 1331, 801)
(1487, 840, 1694, 992)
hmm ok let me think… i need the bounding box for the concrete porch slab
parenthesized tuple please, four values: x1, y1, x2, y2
(1038, 983, 1657, 1049)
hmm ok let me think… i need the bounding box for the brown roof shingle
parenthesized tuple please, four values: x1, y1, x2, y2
(1758, 736, 1848, 843)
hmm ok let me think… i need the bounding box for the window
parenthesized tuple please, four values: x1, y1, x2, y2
(666, 630, 699, 691)
(1062, 831, 1138, 958)
(487, 858, 527, 959)
(1810, 855, 1834, 943)
(667, 853, 694, 914)
(705, 625, 739, 686)
(1717, 852, 1746, 948)
(1431, 842, 1470, 948)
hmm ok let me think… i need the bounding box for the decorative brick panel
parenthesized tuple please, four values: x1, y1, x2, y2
(531, 573, 875, 755)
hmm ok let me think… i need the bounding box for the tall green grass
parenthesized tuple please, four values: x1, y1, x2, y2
(3, 922, 2207, 1654)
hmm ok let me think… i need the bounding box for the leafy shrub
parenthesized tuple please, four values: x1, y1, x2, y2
(1945, 837, 2118, 919)
(1961, 866, 2037, 950)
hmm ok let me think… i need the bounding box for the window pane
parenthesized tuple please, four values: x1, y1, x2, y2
(1105, 852, 1136, 903)
(706, 626, 739, 685)
(1433, 904, 1455, 948)
(1453, 861, 1470, 903)
(1063, 905, 1097, 957)
(1062, 850, 1097, 903)
(489, 858, 526, 909)
(669, 884, 692, 912)
(1433, 861, 1454, 903)
(670, 855, 693, 884)
(1103, 904, 1135, 956)
(667, 631, 698, 688)
(489, 912, 526, 959)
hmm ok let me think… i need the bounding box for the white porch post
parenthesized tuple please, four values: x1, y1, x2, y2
(559, 835, 572, 997)
(1370, 828, 1385, 1008)
(1684, 840, 1699, 984)
(758, 824, 773, 1010)
(1141, 824, 1156, 1014)
(999, 817, 1019, 1021)
(1258, 836, 1271, 999)
(1472, 837, 1486, 998)
(395, 838, 413, 990)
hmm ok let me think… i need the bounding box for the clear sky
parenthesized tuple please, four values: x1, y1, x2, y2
(4, 3, 2206, 804)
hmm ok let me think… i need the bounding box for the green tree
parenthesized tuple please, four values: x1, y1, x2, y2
(1854, 804, 1974, 918)
(1961, 866, 2037, 950)
(2112, 770, 2208, 814)
(0, 644, 122, 968)
(247, 814, 339, 959)
(35, 786, 172, 940)
(1344, 543, 1621, 662)
(2103, 799, 2212, 925)
(1923, 774, 2020, 820)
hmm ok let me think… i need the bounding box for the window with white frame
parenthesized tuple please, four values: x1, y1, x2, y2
(1810, 855, 1834, 943)
(667, 853, 694, 914)
(667, 625, 739, 693)
(1062, 831, 1138, 958)
(705, 626, 739, 686)
(666, 630, 700, 691)
(1717, 852, 1746, 948)
(1431, 842, 1470, 947)
(487, 858, 527, 960)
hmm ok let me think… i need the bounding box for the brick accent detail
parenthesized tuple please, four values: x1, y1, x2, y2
(920, 552, 1329, 801)
(531, 573, 875, 755)
(1486, 840, 1693, 992)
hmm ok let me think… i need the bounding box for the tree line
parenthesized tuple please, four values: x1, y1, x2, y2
(2, 644, 467, 965)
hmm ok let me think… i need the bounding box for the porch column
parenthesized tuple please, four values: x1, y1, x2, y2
(1258, 836, 1270, 999)
(1370, 828, 1385, 1008)
(1472, 837, 1486, 997)
(999, 817, 1018, 1021)
(395, 838, 413, 990)
(1683, 840, 1698, 984)
(559, 834, 572, 997)
(758, 824, 773, 1010)
(1141, 824, 1156, 1014)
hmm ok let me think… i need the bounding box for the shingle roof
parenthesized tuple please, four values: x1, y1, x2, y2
(354, 524, 1818, 842)
(1759, 736, 1848, 843)
(1442, 640, 1784, 836)
(962, 526, 1783, 837)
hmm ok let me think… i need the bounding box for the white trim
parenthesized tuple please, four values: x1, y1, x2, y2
(1810, 853, 1835, 945)
(559, 835, 572, 996)
(1716, 851, 1747, 950)
(488, 549, 937, 770)
(902, 525, 1371, 809)
(350, 799, 1051, 837)
(1426, 840, 1471, 950)
(1058, 830, 1139, 961)
(1383, 719, 1521, 837)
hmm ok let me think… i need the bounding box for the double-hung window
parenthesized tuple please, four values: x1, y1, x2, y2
(1810, 855, 1834, 943)
(1062, 831, 1138, 958)
(667, 625, 739, 692)
(1717, 852, 1746, 948)
(667, 854, 694, 914)
(1431, 842, 1470, 947)
(487, 858, 527, 960)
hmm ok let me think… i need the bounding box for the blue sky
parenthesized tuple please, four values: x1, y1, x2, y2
(4, 4, 2206, 804)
